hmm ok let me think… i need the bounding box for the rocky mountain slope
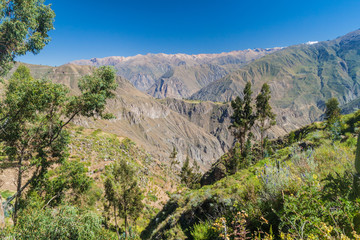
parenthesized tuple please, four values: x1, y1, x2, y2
(6, 60, 304, 170)
(190, 29, 360, 128)
(7, 63, 230, 170)
(71, 49, 280, 98)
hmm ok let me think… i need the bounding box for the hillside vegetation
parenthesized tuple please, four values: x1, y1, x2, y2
(141, 110, 360, 239)
(0, 126, 176, 239)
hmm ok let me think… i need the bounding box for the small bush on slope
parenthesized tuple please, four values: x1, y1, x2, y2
(1, 205, 116, 240)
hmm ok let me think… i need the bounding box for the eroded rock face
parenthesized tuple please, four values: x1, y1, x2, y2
(159, 98, 235, 152)
(8, 63, 228, 170)
(71, 48, 280, 98)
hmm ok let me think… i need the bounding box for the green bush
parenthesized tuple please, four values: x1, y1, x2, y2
(7, 205, 115, 240)
(191, 221, 217, 240)
(259, 161, 295, 201)
(279, 176, 360, 239)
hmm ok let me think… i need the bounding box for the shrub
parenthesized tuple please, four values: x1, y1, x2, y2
(191, 221, 217, 240)
(259, 162, 295, 201)
(10, 205, 115, 240)
(280, 181, 360, 239)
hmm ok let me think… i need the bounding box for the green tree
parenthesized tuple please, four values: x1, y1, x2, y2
(29, 160, 93, 208)
(104, 159, 144, 239)
(288, 131, 296, 144)
(0, 0, 55, 75)
(243, 132, 254, 167)
(180, 155, 192, 186)
(0, 65, 117, 223)
(256, 83, 276, 157)
(169, 145, 179, 170)
(325, 97, 341, 124)
(229, 82, 257, 170)
(180, 156, 201, 189)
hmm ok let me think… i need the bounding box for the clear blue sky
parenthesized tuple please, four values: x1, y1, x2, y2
(17, 0, 360, 66)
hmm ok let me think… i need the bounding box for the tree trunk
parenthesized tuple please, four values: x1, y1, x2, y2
(125, 208, 128, 239)
(13, 158, 23, 225)
(260, 122, 264, 158)
(0, 195, 5, 229)
(114, 204, 120, 240)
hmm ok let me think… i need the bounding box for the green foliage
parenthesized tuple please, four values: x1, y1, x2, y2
(288, 132, 296, 144)
(280, 180, 360, 239)
(355, 133, 360, 175)
(259, 161, 295, 201)
(29, 160, 93, 207)
(143, 111, 360, 239)
(354, 133, 360, 197)
(180, 156, 201, 189)
(230, 82, 257, 153)
(1, 190, 13, 199)
(191, 221, 217, 240)
(256, 83, 276, 157)
(0, 65, 117, 222)
(325, 97, 341, 123)
(4, 205, 115, 240)
(104, 158, 144, 238)
(329, 119, 342, 143)
(0, 0, 55, 75)
(70, 66, 118, 118)
(169, 145, 179, 169)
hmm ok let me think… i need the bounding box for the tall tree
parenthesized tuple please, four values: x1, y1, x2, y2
(0, 65, 117, 223)
(179, 156, 201, 189)
(230, 82, 257, 155)
(325, 97, 341, 124)
(104, 159, 144, 239)
(0, 0, 55, 75)
(256, 83, 276, 157)
(180, 155, 192, 187)
(169, 145, 179, 171)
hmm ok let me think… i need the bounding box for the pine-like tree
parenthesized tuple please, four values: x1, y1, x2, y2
(104, 159, 144, 239)
(180, 156, 192, 186)
(256, 83, 276, 157)
(169, 145, 179, 170)
(179, 156, 201, 188)
(229, 82, 257, 170)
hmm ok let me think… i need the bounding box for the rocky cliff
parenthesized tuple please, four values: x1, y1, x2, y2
(71, 49, 280, 98)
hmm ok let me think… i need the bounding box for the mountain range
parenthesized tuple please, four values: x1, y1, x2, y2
(71, 48, 280, 99)
(9, 29, 360, 171)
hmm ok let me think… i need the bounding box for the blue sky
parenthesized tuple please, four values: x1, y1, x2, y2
(18, 0, 360, 66)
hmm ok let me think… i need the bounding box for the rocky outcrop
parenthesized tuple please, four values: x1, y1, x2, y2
(159, 98, 235, 152)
